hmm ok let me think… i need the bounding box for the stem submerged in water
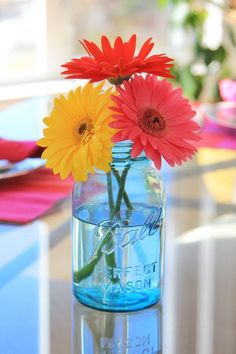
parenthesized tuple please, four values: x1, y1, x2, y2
(74, 164, 133, 284)
(113, 166, 130, 215)
(106, 172, 114, 212)
(74, 225, 116, 283)
(111, 167, 133, 211)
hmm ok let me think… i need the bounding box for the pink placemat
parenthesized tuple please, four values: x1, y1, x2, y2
(197, 119, 236, 150)
(0, 139, 43, 162)
(0, 168, 73, 224)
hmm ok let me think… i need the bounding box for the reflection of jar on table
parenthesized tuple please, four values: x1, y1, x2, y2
(73, 302, 162, 354)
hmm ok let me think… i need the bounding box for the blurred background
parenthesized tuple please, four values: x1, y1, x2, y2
(1, 3, 236, 353)
(0, 0, 236, 102)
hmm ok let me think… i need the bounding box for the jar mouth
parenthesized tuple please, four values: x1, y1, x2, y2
(112, 140, 147, 164)
(113, 140, 133, 148)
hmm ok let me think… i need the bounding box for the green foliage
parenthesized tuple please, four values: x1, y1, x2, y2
(194, 43, 227, 66)
(156, 0, 233, 101)
(156, 0, 168, 6)
(183, 9, 207, 29)
(156, 0, 186, 7)
(172, 66, 203, 100)
(172, 43, 228, 100)
(171, 30, 228, 100)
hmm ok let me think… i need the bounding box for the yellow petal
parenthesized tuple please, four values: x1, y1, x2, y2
(39, 82, 115, 180)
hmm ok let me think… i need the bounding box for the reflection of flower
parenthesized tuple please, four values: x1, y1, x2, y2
(38, 82, 114, 181)
(62, 34, 174, 85)
(110, 74, 201, 169)
(219, 79, 236, 102)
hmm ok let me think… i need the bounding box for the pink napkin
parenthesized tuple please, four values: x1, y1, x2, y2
(0, 139, 43, 162)
(197, 118, 236, 150)
(0, 168, 73, 224)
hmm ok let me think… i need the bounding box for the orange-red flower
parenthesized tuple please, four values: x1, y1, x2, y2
(61, 35, 174, 85)
(110, 74, 201, 169)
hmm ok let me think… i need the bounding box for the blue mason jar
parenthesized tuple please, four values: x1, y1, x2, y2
(72, 142, 165, 312)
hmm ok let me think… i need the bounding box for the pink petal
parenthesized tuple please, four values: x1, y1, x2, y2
(168, 129, 201, 141)
(129, 127, 142, 140)
(153, 139, 173, 159)
(140, 132, 148, 146)
(112, 130, 125, 142)
(131, 76, 153, 109)
(109, 106, 123, 113)
(131, 139, 143, 157)
(164, 135, 197, 151)
(110, 120, 134, 128)
(163, 108, 196, 124)
(158, 88, 182, 114)
(122, 104, 138, 122)
(149, 148, 162, 169)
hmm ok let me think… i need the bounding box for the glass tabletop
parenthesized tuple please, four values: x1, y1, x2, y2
(1, 95, 236, 354)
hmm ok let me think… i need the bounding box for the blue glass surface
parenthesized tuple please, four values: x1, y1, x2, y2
(0, 222, 47, 354)
(0, 276, 39, 354)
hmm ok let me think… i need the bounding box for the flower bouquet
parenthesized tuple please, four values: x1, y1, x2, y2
(38, 35, 200, 311)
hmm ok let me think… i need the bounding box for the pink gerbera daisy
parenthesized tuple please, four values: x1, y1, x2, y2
(110, 74, 201, 169)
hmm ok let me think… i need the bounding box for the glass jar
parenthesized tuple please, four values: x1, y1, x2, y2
(72, 142, 165, 312)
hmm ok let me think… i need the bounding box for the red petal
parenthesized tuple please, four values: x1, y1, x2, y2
(114, 36, 124, 57)
(124, 34, 136, 61)
(101, 36, 113, 61)
(137, 38, 154, 59)
(80, 40, 104, 61)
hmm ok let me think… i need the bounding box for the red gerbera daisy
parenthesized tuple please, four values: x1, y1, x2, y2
(110, 74, 201, 169)
(61, 35, 174, 85)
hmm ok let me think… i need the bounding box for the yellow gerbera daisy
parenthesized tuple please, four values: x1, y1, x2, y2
(37, 82, 114, 181)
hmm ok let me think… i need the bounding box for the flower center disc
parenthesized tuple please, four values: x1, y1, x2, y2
(74, 118, 94, 144)
(138, 107, 166, 137)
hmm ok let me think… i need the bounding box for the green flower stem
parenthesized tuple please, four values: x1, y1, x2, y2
(105, 171, 117, 277)
(105, 252, 118, 283)
(106, 172, 114, 211)
(113, 166, 130, 216)
(111, 167, 133, 211)
(74, 227, 114, 283)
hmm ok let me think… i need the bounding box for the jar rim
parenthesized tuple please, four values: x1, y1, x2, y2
(112, 140, 147, 164)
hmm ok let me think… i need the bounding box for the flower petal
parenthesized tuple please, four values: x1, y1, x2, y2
(110, 74, 200, 167)
(62, 35, 174, 83)
(131, 139, 143, 157)
(37, 82, 114, 181)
